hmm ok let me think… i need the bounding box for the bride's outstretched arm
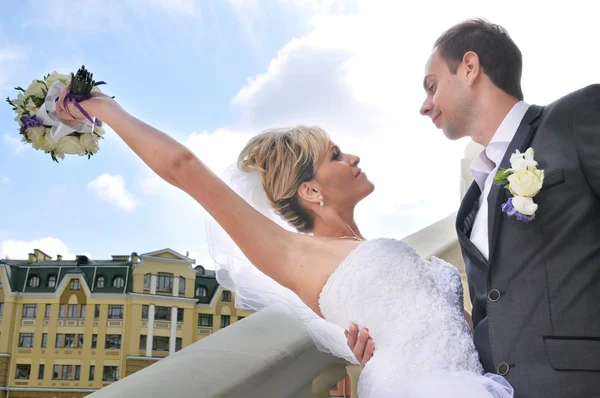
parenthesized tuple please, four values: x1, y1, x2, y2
(56, 92, 345, 300)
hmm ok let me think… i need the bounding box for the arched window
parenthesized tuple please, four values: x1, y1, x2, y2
(28, 276, 40, 287)
(112, 276, 125, 289)
(196, 285, 207, 297)
(96, 276, 105, 288)
(47, 275, 56, 288)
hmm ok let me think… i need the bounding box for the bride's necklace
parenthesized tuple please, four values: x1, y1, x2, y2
(337, 222, 364, 241)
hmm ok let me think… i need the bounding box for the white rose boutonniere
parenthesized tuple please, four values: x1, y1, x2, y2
(493, 148, 545, 222)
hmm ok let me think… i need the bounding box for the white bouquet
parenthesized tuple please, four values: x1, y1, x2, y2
(5, 66, 106, 162)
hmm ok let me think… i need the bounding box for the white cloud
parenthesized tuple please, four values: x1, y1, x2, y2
(87, 174, 139, 213)
(0, 176, 8, 184)
(133, 1, 600, 267)
(0, 237, 76, 261)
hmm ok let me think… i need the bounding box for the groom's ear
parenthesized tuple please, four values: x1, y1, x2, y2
(462, 51, 481, 86)
(297, 181, 322, 205)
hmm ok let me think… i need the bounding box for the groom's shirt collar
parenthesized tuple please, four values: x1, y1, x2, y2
(470, 101, 531, 191)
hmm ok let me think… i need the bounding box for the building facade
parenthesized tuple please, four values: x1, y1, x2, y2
(0, 248, 252, 398)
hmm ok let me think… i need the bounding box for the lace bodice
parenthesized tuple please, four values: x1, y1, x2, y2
(319, 238, 485, 396)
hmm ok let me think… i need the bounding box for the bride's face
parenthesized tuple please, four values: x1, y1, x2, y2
(313, 143, 375, 209)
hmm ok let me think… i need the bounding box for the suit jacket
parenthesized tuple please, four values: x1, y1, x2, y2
(457, 84, 600, 397)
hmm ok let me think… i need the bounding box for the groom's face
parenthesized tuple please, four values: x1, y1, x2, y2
(420, 51, 471, 140)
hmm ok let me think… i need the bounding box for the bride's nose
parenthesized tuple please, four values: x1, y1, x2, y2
(349, 154, 360, 166)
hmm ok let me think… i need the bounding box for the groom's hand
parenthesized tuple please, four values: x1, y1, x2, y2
(345, 323, 374, 367)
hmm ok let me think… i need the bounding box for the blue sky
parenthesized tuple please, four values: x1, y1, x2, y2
(1, 1, 598, 267)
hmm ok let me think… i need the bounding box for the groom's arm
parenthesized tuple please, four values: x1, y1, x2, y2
(574, 84, 600, 196)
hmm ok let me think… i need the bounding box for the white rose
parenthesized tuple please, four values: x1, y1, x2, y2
(57, 136, 86, 155)
(509, 148, 538, 171)
(39, 129, 58, 152)
(46, 71, 70, 87)
(26, 126, 46, 150)
(25, 80, 46, 99)
(508, 169, 544, 197)
(512, 196, 538, 216)
(80, 133, 100, 154)
(94, 125, 105, 136)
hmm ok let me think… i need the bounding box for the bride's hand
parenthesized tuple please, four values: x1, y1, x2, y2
(55, 86, 117, 126)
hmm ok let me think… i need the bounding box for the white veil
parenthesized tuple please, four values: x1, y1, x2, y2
(205, 162, 359, 365)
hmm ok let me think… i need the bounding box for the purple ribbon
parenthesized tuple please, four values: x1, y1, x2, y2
(62, 81, 106, 126)
(20, 115, 44, 132)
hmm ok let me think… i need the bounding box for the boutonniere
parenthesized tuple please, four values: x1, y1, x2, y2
(493, 148, 545, 223)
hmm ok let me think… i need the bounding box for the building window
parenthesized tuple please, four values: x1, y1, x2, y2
(154, 306, 170, 321)
(28, 275, 40, 287)
(157, 273, 173, 293)
(179, 277, 185, 294)
(15, 364, 31, 380)
(59, 304, 66, 318)
(198, 314, 213, 327)
(220, 315, 230, 328)
(80, 304, 86, 318)
(55, 334, 63, 348)
(196, 286, 207, 297)
(112, 276, 125, 289)
(96, 276, 105, 288)
(176, 338, 182, 352)
(78, 334, 84, 348)
(94, 304, 100, 319)
(107, 305, 123, 319)
(47, 275, 56, 287)
(52, 365, 79, 381)
(152, 336, 169, 352)
(102, 366, 119, 381)
(177, 308, 184, 322)
(67, 304, 78, 318)
(143, 273, 150, 290)
(222, 291, 232, 302)
(64, 334, 76, 348)
(70, 279, 80, 290)
(41, 333, 47, 348)
(22, 304, 37, 318)
(139, 335, 147, 350)
(62, 365, 72, 380)
(0, 303, 4, 318)
(141, 305, 148, 320)
(45, 304, 51, 319)
(18, 333, 34, 348)
(91, 334, 98, 349)
(89, 365, 95, 381)
(38, 364, 44, 380)
(105, 334, 121, 349)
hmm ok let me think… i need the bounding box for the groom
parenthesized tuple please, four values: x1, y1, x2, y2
(346, 18, 600, 397)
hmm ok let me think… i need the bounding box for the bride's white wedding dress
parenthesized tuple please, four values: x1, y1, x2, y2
(206, 165, 514, 397)
(319, 237, 513, 397)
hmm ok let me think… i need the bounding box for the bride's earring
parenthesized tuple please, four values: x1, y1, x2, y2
(319, 195, 324, 207)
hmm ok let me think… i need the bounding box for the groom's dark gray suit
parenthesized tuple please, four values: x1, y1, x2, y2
(457, 84, 600, 397)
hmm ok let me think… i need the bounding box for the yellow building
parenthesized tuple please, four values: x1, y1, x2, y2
(0, 248, 252, 398)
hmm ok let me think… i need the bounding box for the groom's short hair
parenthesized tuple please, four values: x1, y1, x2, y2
(434, 18, 524, 101)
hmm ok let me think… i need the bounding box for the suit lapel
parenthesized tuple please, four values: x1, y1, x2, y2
(487, 105, 544, 263)
(456, 181, 488, 266)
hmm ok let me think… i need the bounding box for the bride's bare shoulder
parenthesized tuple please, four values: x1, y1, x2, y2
(287, 234, 363, 313)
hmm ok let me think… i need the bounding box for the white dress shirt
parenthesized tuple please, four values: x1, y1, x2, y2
(469, 101, 531, 260)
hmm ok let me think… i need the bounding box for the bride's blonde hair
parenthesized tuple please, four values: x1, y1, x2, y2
(238, 125, 330, 233)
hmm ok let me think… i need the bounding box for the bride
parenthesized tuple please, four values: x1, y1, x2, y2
(56, 89, 514, 397)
